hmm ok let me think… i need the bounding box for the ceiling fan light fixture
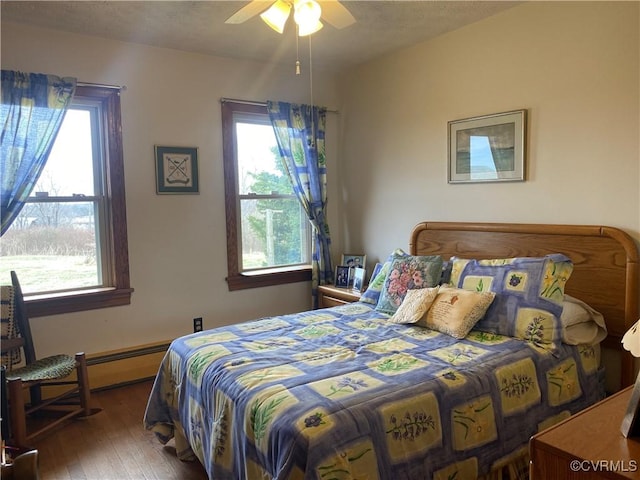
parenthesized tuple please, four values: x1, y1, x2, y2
(294, 0, 322, 35)
(260, 0, 291, 34)
(297, 19, 323, 36)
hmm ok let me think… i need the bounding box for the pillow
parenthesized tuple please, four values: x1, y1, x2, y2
(448, 254, 574, 347)
(388, 287, 440, 324)
(375, 253, 443, 315)
(416, 286, 495, 338)
(359, 249, 408, 306)
(561, 294, 607, 345)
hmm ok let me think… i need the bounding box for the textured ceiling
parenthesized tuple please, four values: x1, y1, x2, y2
(1, 1, 521, 72)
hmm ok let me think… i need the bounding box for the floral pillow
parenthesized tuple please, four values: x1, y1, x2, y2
(359, 249, 407, 306)
(375, 253, 443, 315)
(416, 286, 495, 339)
(448, 254, 574, 347)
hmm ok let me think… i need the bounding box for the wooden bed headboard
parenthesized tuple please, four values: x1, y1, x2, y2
(410, 222, 639, 389)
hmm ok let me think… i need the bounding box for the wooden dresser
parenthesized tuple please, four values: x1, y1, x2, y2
(317, 284, 361, 308)
(530, 386, 640, 479)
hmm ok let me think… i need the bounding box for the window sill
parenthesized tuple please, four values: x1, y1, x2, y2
(226, 268, 311, 291)
(25, 287, 134, 317)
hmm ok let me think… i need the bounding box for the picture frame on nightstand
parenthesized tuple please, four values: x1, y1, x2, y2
(352, 267, 366, 292)
(341, 254, 366, 271)
(335, 266, 350, 288)
(341, 253, 366, 287)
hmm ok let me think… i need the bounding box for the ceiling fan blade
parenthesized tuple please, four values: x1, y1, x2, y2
(225, 1, 273, 24)
(319, 0, 355, 29)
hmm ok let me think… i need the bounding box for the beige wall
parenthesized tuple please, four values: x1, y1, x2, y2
(339, 1, 639, 262)
(0, 22, 344, 358)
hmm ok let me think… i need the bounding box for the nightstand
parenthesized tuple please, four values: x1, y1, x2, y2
(317, 285, 362, 308)
(529, 386, 640, 479)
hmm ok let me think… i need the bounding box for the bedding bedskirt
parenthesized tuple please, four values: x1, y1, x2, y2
(144, 302, 605, 480)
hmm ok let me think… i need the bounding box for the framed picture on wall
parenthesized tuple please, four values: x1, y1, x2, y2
(448, 109, 527, 184)
(155, 145, 199, 194)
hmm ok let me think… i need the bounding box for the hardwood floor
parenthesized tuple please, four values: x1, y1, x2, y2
(29, 380, 208, 480)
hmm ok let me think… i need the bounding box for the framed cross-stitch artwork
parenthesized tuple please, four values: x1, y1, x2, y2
(155, 145, 199, 194)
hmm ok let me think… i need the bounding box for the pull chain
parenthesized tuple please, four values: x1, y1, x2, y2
(295, 24, 301, 75)
(294, 24, 315, 147)
(309, 34, 315, 148)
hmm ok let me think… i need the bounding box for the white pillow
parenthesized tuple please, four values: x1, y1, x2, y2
(561, 295, 607, 345)
(388, 287, 440, 324)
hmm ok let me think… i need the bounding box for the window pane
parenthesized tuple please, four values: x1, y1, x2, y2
(31, 108, 96, 197)
(236, 122, 293, 195)
(240, 197, 308, 270)
(0, 201, 100, 293)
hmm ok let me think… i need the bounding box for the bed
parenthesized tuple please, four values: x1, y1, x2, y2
(144, 222, 639, 480)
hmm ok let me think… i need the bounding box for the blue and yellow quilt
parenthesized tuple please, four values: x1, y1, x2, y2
(144, 302, 604, 479)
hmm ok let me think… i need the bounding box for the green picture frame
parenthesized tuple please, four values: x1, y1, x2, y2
(155, 145, 199, 194)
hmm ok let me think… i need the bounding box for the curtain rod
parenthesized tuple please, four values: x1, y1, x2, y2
(77, 81, 126, 91)
(221, 97, 338, 114)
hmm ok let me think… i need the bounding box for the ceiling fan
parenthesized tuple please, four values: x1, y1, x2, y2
(225, 0, 356, 36)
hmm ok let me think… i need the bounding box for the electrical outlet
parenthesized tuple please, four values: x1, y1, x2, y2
(193, 317, 203, 333)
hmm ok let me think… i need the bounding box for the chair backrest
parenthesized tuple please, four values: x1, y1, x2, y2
(0, 272, 37, 370)
(10, 271, 37, 366)
(1, 284, 22, 367)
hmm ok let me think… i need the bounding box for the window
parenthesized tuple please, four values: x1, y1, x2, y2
(0, 85, 132, 316)
(222, 100, 311, 290)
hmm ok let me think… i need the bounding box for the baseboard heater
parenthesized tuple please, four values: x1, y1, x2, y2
(85, 341, 171, 391)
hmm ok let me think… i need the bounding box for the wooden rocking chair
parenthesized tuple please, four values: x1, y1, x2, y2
(1, 271, 100, 447)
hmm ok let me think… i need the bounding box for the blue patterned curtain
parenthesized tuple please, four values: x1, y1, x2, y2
(0, 70, 76, 235)
(267, 101, 332, 307)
